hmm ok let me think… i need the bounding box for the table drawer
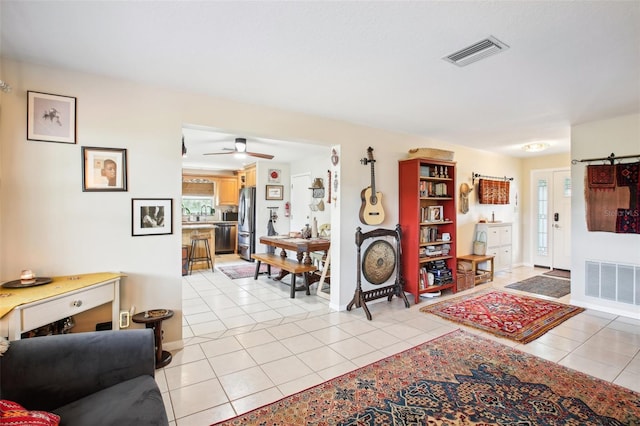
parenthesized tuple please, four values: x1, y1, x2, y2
(20, 282, 115, 333)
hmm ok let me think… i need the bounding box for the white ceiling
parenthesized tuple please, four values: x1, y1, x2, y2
(2, 1, 639, 170)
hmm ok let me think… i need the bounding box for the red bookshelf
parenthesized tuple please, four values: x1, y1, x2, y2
(399, 157, 457, 304)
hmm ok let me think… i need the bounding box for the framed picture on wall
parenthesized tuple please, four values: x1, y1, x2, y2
(132, 198, 173, 236)
(82, 147, 128, 191)
(268, 168, 281, 183)
(266, 185, 283, 200)
(27, 91, 77, 144)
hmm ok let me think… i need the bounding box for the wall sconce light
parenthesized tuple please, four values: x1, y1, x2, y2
(522, 142, 549, 153)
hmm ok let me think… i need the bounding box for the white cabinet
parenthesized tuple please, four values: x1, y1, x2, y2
(476, 222, 512, 272)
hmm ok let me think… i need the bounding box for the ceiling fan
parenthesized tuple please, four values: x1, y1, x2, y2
(203, 137, 274, 160)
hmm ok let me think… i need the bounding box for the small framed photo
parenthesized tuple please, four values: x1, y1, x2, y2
(27, 91, 77, 144)
(266, 185, 283, 200)
(82, 147, 127, 191)
(268, 168, 281, 183)
(132, 198, 173, 236)
(428, 206, 444, 222)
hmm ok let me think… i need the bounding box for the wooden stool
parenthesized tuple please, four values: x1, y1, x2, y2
(188, 233, 214, 274)
(131, 309, 174, 368)
(181, 245, 189, 276)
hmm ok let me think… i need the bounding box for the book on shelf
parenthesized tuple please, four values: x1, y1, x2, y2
(419, 226, 439, 243)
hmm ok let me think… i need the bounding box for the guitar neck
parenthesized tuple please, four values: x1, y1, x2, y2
(370, 160, 376, 194)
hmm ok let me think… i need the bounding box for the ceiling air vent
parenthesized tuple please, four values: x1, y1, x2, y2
(443, 36, 509, 67)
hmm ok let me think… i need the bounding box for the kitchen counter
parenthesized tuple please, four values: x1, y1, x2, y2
(182, 224, 217, 230)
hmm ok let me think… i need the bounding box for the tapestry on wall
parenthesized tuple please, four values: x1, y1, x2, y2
(478, 178, 510, 204)
(585, 162, 639, 234)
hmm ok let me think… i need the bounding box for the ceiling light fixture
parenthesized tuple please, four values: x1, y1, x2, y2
(443, 36, 509, 67)
(235, 138, 247, 153)
(182, 136, 187, 157)
(522, 142, 550, 153)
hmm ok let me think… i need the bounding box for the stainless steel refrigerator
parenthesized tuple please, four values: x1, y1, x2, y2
(237, 186, 256, 261)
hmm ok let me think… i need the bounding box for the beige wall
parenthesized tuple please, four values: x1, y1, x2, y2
(3, 58, 575, 343)
(452, 147, 522, 268)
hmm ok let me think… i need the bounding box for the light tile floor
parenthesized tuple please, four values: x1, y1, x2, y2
(159, 255, 640, 425)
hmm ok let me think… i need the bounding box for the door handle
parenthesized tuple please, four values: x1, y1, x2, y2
(554, 213, 559, 221)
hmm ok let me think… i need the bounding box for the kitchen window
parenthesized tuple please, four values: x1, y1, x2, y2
(182, 196, 214, 216)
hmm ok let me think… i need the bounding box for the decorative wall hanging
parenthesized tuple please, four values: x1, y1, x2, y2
(27, 91, 77, 144)
(268, 169, 281, 183)
(472, 173, 513, 205)
(132, 198, 173, 236)
(478, 179, 510, 204)
(82, 147, 127, 192)
(459, 182, 472, 213)
(330, 148, 339, 166)
(327, 170, 332, 204)
(574, 153, 640, 234)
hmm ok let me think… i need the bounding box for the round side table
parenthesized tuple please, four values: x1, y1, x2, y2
(132, 309, 174, 368)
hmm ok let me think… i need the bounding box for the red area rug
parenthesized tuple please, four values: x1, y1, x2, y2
(217, 263, 281, 280)
(212, 330, 639, 425)
(419, 290, 584, 343)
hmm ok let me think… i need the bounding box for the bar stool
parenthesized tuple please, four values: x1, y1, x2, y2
(188, 232, 214, 274)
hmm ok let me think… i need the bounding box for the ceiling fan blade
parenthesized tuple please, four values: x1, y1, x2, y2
(247, 151, 274, 159)
(203, 151, 235, 156)
(201, 139, 274, 159)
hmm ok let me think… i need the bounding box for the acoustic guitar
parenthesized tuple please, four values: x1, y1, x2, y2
(359, 147, 385, 225)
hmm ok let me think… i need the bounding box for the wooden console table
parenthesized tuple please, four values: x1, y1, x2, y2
(0, 272, 123, 340)
(457, 254, 495, 285)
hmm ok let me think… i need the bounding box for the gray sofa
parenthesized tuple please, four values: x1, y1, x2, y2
(0, 329, 169, 425)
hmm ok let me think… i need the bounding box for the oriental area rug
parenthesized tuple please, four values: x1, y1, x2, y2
(212, 330, 640, 425)
(217, 263, 281, 280)
(419, 290, 584, 344)
(505, 275, 571, 298)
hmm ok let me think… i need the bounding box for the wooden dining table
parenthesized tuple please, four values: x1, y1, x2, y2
(259, 235, 330, 265)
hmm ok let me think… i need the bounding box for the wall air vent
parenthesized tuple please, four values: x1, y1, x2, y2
(443, 36, 509, 67)
(585, 260, 640, 305)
